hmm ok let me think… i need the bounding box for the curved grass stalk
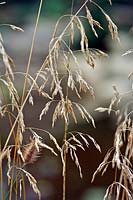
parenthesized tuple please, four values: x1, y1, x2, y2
(21, 0, 43, 104)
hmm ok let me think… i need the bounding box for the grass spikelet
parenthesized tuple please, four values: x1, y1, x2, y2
(29, 128, 62, 153)
(91, 0, 120, 42)
(0, 39, 14, 80)
(18, 111, 25, 133)
(23, 138, 39, 164)
(66, 131, 101, 179)
(73, 150, 83, 178)
(87, 135, 101, 152)
(2, 75, 19, 111)
(23, 134, 58, 165)
(92, 147, 114, 182)
(76, 72, 95, 96)
(104, 182, 132, 200)
(74, 16, 87, 52)
(73, 102, 95, 127)
(0, 148, 8, 163)
(39, 101, 53, 120)
(18, 168, 41, 200)
(48, 132, 62, 152)
(70, 21, 74, 44)
(0, 23, 24, 32)
(85, 6, 98, 38)
(84, 48, 108, 69)
(8, 24, 24, 32)
(108, 85, 121, 115)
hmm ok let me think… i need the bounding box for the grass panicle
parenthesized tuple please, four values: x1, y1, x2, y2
(0, 1, 126, 200)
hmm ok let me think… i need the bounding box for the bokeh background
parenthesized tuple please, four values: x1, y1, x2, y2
(0, 0, 133, 199)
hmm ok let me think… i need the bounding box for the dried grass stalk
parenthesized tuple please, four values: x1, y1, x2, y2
(91, 1, 120, 42)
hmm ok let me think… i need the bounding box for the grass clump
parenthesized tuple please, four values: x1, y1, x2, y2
(1, 1, 132, 200)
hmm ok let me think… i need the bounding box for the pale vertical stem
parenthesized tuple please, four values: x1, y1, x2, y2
(63, 120, 68, 200)
(15, 0, 43, 199)
(21, 0, 43, 103)
(0, 141, 4, 200)
(116, 145, 129, 200)
(62, 41, 70, 200)
(19, 168, 26, 200)
(122, 176, 128, 200)
(0, 82, 16, 200)
(112, 167, 117, 198)
(15, 156, 19, 200)
(9, 134, 18, 200)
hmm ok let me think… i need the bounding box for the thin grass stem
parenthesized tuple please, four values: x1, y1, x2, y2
(21, 0, 43, 104)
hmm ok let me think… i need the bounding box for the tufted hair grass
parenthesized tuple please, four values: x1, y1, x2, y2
(1, 1, 131, 200)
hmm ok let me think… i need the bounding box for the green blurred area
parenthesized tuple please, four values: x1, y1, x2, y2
(0, 0, 131, 51)
(0, 0, 114, 50)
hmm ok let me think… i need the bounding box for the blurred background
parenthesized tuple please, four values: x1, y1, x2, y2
(0, 0, 133, 199)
